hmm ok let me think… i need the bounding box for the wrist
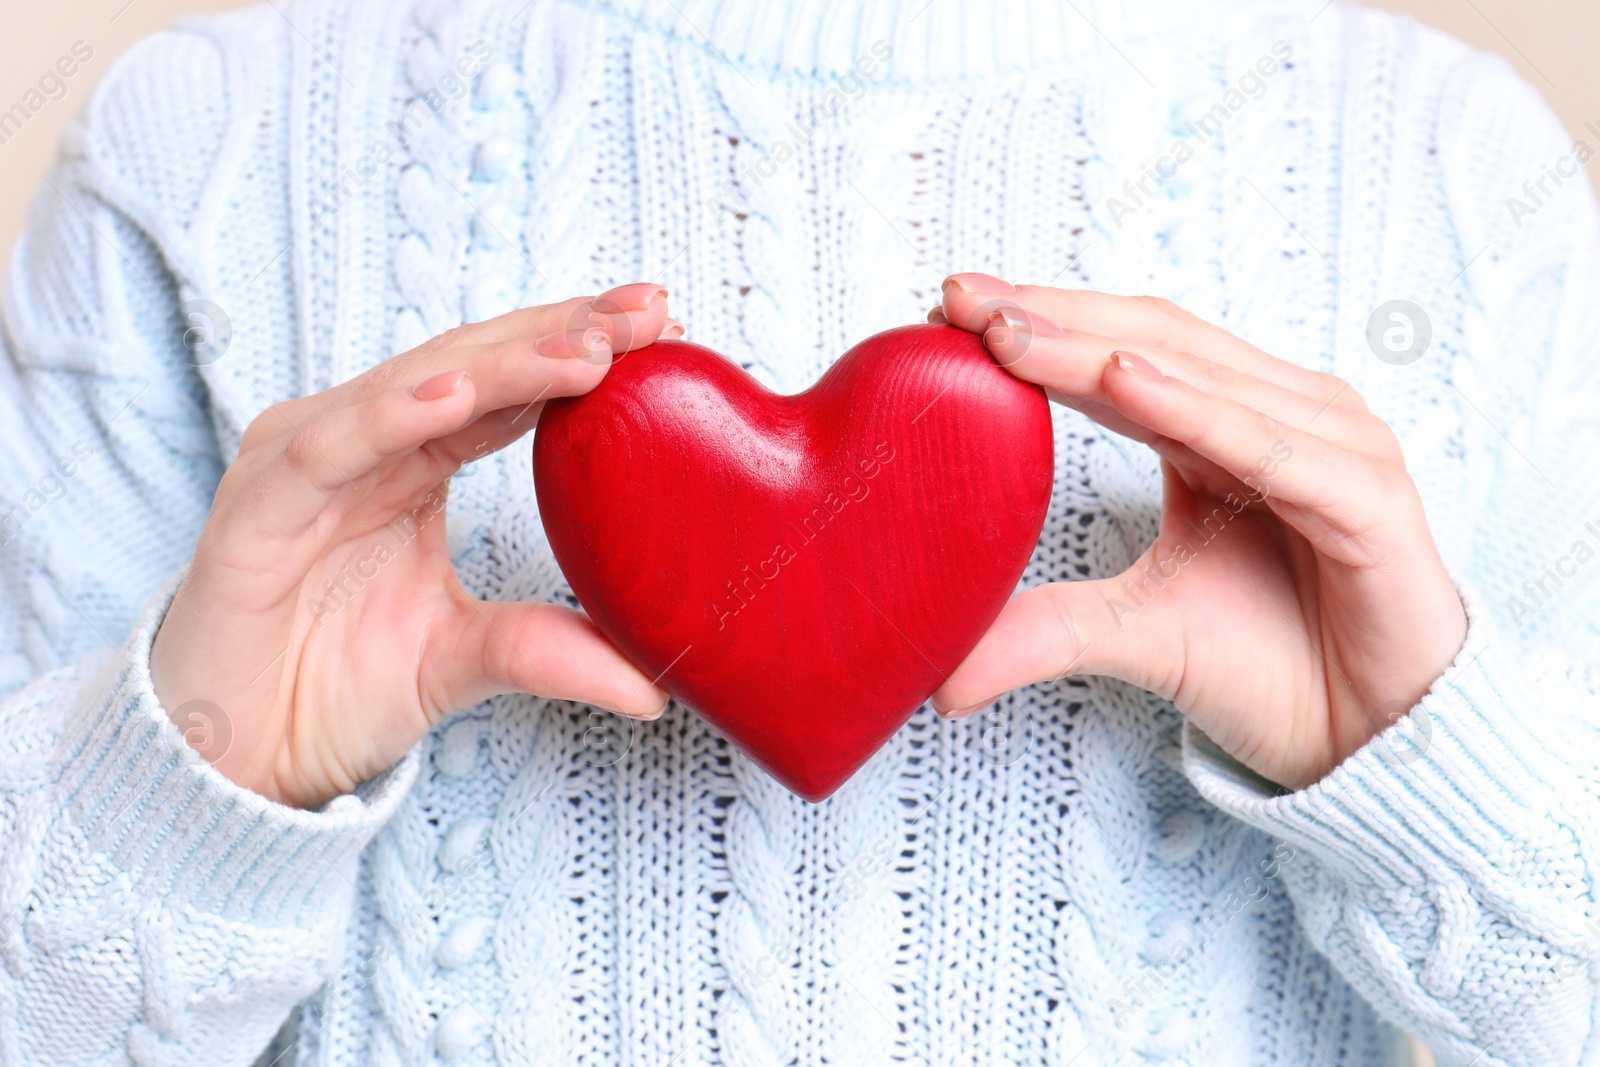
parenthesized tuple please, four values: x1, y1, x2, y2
(58, 571, 422, 925)
(1288, 572, 1470, 789)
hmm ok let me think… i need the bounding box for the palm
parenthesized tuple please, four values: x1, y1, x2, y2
(285, 482, 464, 803)
(1135, 470, 1342, 787)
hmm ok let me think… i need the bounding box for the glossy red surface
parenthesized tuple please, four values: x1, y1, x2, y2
(533, 325, 1055, 801)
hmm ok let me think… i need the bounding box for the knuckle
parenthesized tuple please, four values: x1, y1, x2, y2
(554, 294, 596, 321)
(1189, 422, 1227, 456)
(1010, 284, 1047, 304)
(419, 324, 472, 354)
(354, 352, 428, 401)
(280, 427, 322, 472)
(1254, 409, 1286, 441)
(1134, 295, 1189, 323)
(358, 363, 402, 396)
(1191, 355, 1232, 385)
(1370, 455, 1415, 498)
(353, 394, 388, 437)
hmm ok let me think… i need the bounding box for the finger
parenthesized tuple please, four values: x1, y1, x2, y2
(983, 310, 1377, 453)
(974, 306, 1163, 443)
(938, 273, 1022, 334)
(237, 296, 588, 449)
(347, 283, 669, 412)
(389, 309, 680, 490)
(237, 288, 663, 455)
(418, 284, 669, 353)
(402, 284, 673, 414)
(436, 596, 669, 719)
(930, 575, 1181, 717)
(502, 283, 670, 363)
(425, 402, 548, 468)
(225, 371, 480, 545)
(330, 292, 672, 508)
(590, 282, 672, 353)
(1101, 351, 1382, 523)
(368, 326, 613, 425)
(382, 399, 553, 492)
(940, 275, 1361, 414)
(430, 295, 595, 349)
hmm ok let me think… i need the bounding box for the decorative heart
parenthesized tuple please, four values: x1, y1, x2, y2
(533, 325, 1055, 801)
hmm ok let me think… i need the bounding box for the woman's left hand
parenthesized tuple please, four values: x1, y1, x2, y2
(931, 275, 1467, 790)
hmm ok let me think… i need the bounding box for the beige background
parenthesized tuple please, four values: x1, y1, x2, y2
(0, 3, 1585, 1063)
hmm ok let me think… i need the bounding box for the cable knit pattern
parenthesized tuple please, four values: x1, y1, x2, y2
(717, 756, 805, 1065)
(485, 700, 575, 1065)
(518, 1, 608, 307)
(2, 1, 1600, 1066)
(708, 63, 821, 389)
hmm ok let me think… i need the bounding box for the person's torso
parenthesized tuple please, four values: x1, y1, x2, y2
(161, 0, 1502, 1061)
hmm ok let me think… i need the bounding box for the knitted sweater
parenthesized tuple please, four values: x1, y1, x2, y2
(2, 0, 1598, 1063)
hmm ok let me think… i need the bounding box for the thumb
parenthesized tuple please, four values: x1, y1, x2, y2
(433, 595, 669, 720)
(930, 574, 1178, 718)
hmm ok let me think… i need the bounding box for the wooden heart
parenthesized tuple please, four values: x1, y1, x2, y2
(533, 325, 1054, 801)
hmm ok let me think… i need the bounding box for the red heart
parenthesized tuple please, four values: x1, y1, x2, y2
(533, 325, 1054, 801)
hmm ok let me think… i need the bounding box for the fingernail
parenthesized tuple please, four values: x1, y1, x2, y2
(592, 282, 667, 314)
(926, 306, 949, 325)
(944, 272, 1017, 296)
(935, 699, 995, 721)
(412, 370, 466, 401)
(535, 328, 613, 363)
(619, 706, 662, 721)
(1113, 350, 1165, 382)
(599, 694, 669, 721)
(660, 317, 686, 340)
(988, 305, 1064, 339)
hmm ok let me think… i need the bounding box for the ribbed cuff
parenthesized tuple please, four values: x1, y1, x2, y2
(54, 571, 419, 928)
(1180, 583, 1595, 884)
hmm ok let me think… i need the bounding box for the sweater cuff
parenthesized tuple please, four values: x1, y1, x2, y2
(1180, 582, 1588, 867)
(54, 571, 419, 928)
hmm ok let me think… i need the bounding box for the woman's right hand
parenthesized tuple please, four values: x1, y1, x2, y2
(150, 285, 680, 809)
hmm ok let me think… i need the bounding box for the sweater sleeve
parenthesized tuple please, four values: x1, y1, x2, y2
(1182, 49, 1600, 1067)
(0, 22, 415, 1066)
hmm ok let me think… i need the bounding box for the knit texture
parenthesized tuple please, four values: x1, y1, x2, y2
(1, 1, 1598, 1064)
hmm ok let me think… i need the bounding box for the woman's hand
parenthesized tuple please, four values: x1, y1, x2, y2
(930, 275, 1467, 790)
(151, 285, 682, 809)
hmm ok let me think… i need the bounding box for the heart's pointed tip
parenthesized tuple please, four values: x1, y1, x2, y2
(761, 742, 894, 803)
(790, 779, 846, 805)
(732, 734, 883, 803)
(741, 756, 850, 803)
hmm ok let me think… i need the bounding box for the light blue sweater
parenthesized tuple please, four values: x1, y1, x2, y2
(1, 0, 1598, 1064)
